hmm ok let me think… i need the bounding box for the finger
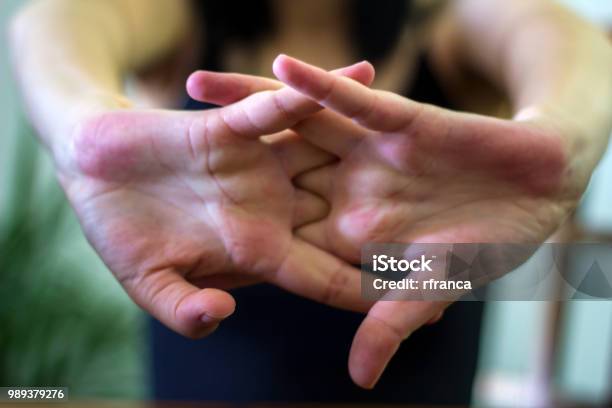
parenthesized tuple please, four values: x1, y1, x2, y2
(293, 109, 368, 158)
(426, 310, 444, 325)
(349, 300, 449, 389)
(292, 189, 329, 228)
(186, 61, 375, 106)
(187, 72, 282, 105)
(125, 268, 236, 339)
(208, 86, 318, 139)
(273, 239, 372, 313)
(295, 220, 331, 253)
(194, 61, 376, 139)
(294, 163, 336, 199)
(266, 130, 337, 178)
(273, 54, 423, 132)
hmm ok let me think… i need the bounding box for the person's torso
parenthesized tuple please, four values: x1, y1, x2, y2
(195, 0, 447, 95)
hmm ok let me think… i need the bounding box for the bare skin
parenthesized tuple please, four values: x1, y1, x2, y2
(187, 53, 605, 388)
(272, 56, 575, 388)
(9, 0, 612, 391)
(60, 62, 374, 339)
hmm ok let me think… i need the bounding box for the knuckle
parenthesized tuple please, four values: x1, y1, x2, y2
(271, 91, 295, 123)
(400, 100, 427, 135)
(318, 75, 339, 103)
(320, 261, 350, 305)
(368, 314, 407, 342)
(186, 116, 209, 161)
(349, 92, 378, 122)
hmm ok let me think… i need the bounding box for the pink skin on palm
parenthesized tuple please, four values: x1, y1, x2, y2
(188, 55, 576, 389)
(61, 62, 375, 340)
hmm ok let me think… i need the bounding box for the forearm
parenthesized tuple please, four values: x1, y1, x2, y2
(450, 0, 612, 186)
(8, 0, 190, 161)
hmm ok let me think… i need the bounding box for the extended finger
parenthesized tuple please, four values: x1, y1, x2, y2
(348, 300, 449, 389)
(293, 109, 368, 158)
(273, 239, 372, 313)
(196, 61, 376, 139)
(187, 72, 282, 105)
(273, 54, 424, 132)
(265, 130, 337, 178)
(186, 61, 375, 106)
(124, 268, 236, 339)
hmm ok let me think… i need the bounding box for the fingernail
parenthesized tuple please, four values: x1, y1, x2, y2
(200, 313, 219, 325)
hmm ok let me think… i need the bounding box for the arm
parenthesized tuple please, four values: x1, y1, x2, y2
(435, 0, 612, 190)
(8, 1, 378, 336)
(8, 0, 191, 163)
(264, 10, 612, 381)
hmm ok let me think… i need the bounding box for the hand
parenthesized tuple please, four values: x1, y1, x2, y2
(58, 62, 375, 339)
(273, 55, 578, 388)
(192, 55, 578, 388)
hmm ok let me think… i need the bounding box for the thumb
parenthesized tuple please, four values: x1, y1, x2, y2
(123, 268, 236, 339)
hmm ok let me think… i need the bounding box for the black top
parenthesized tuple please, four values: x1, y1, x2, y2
(152, 2, 484, 404)
(195, 0, 410, 71)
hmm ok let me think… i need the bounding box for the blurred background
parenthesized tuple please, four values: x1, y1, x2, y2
(0, 0, 611, 406)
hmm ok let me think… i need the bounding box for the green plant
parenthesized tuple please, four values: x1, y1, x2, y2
(0, 120, 146, 399)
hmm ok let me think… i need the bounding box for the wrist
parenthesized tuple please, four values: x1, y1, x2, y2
(514, 104, 612, 196)
(49, 90, 134, 177)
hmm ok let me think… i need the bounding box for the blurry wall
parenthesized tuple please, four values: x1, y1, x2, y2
(475, 1, 612, 406)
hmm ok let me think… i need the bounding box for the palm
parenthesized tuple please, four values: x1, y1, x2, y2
(299, 111, 568, 263)
(61, 75, 374, 337)
(70, 110, 291, 278)
(185, 56, 575, 388)
(271, 54, 575, 388)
